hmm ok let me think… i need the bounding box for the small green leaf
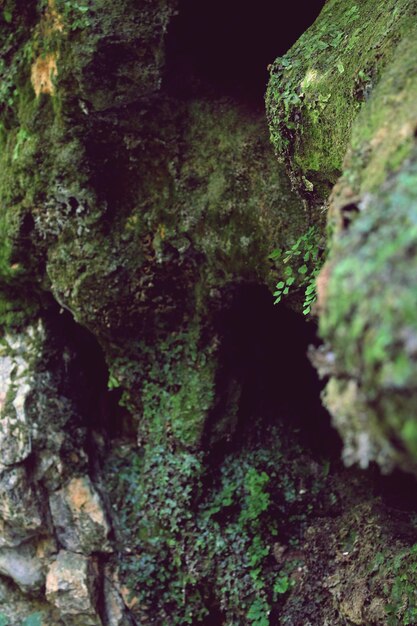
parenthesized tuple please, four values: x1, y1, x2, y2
(298, 264, 308, 274)
(317, 40, 329, 50)
(268, 249, 281, 260)
(3, 9, 12, 23)
(274, 575, 290, 594)
(337, 61, 345, 74)
(276, 281, 285, 289)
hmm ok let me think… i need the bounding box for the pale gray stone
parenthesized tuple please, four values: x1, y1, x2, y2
(103, 564, 132, 626)
(0, 340, 33, 469)
(0, 543, 45, 592)
(0, 468, 44, 547)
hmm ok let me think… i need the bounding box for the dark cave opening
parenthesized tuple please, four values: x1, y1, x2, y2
(207, 285, 417, 515)
(164, 0, 326, 102)
(205, 284, 343, 461)
(45, 307, 130, 444)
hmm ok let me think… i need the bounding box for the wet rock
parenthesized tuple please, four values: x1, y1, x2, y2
(46, 550, 102, 626)
(49, 476, 111, 554)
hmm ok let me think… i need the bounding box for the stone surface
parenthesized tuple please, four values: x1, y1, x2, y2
(0, 542, 45, 592)
(0, 575, 64, 626)
(0, 468, 44, 547)
(1, 0, 417, 624)
(50, 476, 111, 554)
(0, 327, 42, 470)
(267, 0, 417, 472)
(46, 550, 102, 626)
(266, 0, 416, 201)
(315, 7, 417, 471)
(103, 565, 131, 626)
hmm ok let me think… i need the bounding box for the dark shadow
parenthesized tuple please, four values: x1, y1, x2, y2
(43, 307, 131, 440)
(375, 467, 417, 513)
(203, 283, 342, 460)
(164, 0, 326, 102)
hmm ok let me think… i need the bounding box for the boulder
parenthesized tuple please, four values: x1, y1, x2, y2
(50, 476, 111, 554)
(46, 550, 102, 626)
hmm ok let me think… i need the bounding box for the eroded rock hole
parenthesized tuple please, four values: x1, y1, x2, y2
(205, 284, 342, 459)
(42, 308, 130, 447)
(164, 0, 326, 101)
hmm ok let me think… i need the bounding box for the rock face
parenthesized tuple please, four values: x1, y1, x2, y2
(50, 476, 111, 554)
(0, 1, 309, 623)
(267, 0, 417, 473)
(1, 0, 417, 624)
(46, 550, 101, 626)
(0, 334, 33, 469)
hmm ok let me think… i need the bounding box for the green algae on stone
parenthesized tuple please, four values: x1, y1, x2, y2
(311, 3, 417, 472)
(265, 0, 417, 201)
(320, 155, 417, 471)
(266, 0, 417, 471)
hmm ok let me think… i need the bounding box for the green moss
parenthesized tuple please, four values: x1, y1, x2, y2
(320, 155, 417, 468)
(265, 0, 416, 200)
(335, 23, 417, 197)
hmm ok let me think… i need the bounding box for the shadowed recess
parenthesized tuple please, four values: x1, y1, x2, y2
(204, 284, 342, 459)
(164, 0, 326, 101)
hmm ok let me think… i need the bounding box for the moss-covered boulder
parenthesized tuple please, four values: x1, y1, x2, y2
(267, 0, 417, 471)
(265, 0, 416, 203)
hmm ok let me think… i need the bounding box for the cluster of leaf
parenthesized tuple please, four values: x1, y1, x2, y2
(376, 544, 417, 625)
(0, 18, 34, 117)
(270, 226, 325, 315)
(55, 0, 92, 31)
(108, 427, 332, 625)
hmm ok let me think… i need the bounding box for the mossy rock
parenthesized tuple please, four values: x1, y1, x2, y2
(315, 4, 417, 471)
(0, 1, 307, 453)
(265, 0, 416, 203)
(321, 154, 417, 472)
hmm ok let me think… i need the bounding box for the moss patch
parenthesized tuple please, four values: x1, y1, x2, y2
(265, 0, 416, 201)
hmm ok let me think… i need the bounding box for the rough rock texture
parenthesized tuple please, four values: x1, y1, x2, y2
(46, 550, 102, 625)
(266, 0, 416, 203)
(0, 0, 308, 623)
(1, 0, 417, 624)
(50, 476, 111, 554)
(267, 0, 417, 473)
